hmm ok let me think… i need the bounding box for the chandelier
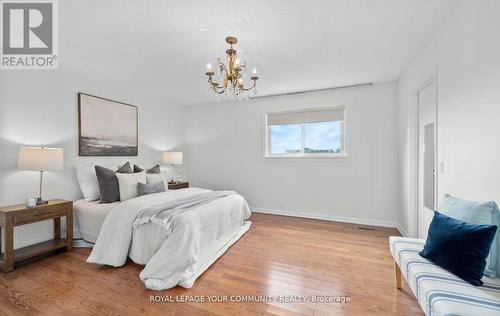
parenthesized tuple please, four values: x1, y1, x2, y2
(205, 36, 259, 101)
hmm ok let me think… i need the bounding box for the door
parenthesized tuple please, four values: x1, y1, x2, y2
(417, 82, 437, 239)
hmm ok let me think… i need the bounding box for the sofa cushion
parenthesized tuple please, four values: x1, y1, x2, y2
(419, 212, 497, 286)
(439, 194, 500, 277)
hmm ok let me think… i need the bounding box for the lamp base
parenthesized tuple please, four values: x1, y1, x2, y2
(36, 198, 48, 206)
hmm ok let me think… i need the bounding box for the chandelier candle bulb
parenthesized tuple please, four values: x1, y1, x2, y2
(206, 63, 212, 71)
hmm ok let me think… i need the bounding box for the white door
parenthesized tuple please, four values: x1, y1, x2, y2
(417, 82, 437, 239)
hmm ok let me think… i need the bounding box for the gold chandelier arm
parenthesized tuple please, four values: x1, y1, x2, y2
(218, 59, 228, 75)
(206, 75, 217, 87)
(238, 75, 259, 92)
(211, 83, 227, 95)
(216, 61, 230, 91)
(207, 72, 227, 90)
(206, 76, 229, 95)
(239, 81, 257, 92)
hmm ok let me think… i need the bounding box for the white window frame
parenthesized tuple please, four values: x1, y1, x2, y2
(264, 106, 347, 159)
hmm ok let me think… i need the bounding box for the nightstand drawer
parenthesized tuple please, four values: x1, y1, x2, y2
(168, 182, 189, 190)
(14, 204, 69, 225)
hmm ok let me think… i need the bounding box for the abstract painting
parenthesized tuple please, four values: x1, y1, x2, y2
(78, 93, 138, 156)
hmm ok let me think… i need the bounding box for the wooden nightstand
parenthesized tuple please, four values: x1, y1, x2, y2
(168, 181, 189, 190)
(0, 199, 73, 272)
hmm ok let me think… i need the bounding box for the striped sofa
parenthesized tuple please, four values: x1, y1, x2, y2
(390, 236, 500, 316)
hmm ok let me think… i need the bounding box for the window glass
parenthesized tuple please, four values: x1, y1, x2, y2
(270, 124, 302, 154)
(304, 121, 342, 154)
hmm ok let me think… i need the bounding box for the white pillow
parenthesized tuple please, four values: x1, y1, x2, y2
(76, 164, 117, 201)
(76, 166, 99, 201)
(146, 172, 170, 190)
(116, 171, 146, 201)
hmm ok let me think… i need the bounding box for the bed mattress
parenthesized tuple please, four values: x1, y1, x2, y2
(73, 199, 168, 264)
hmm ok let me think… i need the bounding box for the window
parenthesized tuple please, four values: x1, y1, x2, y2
(265, 106, 345, 158)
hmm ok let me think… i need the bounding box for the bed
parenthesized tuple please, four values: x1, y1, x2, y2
(75, 187, 251, 290)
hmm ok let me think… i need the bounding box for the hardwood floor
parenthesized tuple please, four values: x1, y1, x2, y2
(0, 213, 423, 315)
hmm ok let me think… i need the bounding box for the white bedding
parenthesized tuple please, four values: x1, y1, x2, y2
(73, 199, 116, 242)
(73, 199, 168, 264)
(87, 188, 251, 290)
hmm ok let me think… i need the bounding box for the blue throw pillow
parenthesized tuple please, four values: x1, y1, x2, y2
(439, 194, 500, 277)
(419, 212, 497, 286)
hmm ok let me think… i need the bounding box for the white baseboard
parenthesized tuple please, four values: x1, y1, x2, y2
(251, 207, 406, 235)
(395, 223, 408, 237)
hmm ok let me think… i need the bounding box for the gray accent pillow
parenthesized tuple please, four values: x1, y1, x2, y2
(117, 162, 133, 173)
(95, 162, 133, 203)
(134, 164, 161, 174)
(137, 181, 165, 196)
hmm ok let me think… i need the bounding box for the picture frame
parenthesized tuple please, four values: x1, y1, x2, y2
(78, 93, 138, 156)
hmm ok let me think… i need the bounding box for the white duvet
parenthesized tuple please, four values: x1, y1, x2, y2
(87, 188, 251, 290)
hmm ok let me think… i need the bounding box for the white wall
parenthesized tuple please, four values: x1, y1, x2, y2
(6, 0, 497, 251)
(185, 82, 400, 227)
(397, 0, 500, 239)
(0, 65, 184, 249)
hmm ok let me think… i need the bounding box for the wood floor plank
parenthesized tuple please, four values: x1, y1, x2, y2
(0, 213, 422, 315)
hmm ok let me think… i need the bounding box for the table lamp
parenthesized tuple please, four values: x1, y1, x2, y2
(162, 151, 183, 183)
(18, 146, 64, 205)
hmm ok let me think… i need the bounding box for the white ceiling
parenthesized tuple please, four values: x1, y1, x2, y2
(61, 0, 459, 105)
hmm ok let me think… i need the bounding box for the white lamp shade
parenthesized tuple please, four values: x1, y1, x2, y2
(163, 152, 183, 165)
(18, 147, 64, 171)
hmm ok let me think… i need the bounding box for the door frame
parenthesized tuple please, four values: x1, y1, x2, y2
(414, 69, 439, 238)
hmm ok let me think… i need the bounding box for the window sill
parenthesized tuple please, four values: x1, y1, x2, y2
(264, 153, 349, 161)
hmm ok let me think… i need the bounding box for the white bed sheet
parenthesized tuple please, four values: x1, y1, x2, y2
(73, 199, 168, 264)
